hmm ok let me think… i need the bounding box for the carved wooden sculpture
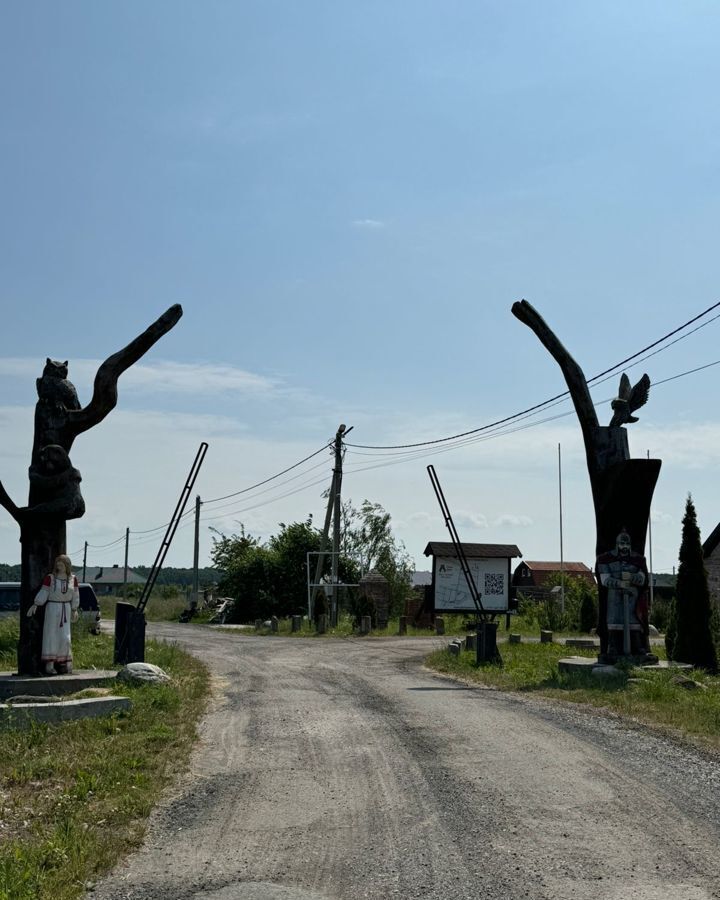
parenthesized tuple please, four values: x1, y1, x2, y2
(0, 305, 183, 674)
(511, 300, 661, 658)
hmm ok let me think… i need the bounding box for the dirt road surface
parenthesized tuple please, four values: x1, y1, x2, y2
(91, 624, 720, 900)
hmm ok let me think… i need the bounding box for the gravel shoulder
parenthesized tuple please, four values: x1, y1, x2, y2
(90, 625, 720, 900)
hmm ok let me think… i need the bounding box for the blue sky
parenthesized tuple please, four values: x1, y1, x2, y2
(2, 1, 720, 575)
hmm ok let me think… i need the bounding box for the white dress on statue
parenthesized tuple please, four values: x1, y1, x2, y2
(33, 574, 80, 664)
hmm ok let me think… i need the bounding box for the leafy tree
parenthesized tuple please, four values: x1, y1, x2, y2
(664, 597, 678, 659)
(211, 519, 355, 622)
(341, 499, 414, 617)
(670, 495, 718, 673)
(537, 573, 598, 633)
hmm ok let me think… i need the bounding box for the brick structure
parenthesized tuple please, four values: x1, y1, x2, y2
(358, 571, 390, 629)
(702, 522, 720, 609)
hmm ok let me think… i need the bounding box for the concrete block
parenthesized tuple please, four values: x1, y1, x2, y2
(291, 615, 302, 633)
(0, 670, 118, 701)
(540, 630, 553, 643)
(398, 616, 408, 636)
(360, 615, 372, 635)
(0, 696, 132, 728)
(435, 617, 445, 636)
(508, 633, 522, 644)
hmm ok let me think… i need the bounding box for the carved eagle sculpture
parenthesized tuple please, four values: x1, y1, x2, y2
(609, 373, 651, 427)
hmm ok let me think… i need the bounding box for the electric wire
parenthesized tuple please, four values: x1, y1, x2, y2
(345, 299, 720, 449)
(70, 305, 720, 549)
(202, 441, 332, 504)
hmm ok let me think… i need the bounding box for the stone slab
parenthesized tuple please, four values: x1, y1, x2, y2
(558, 656, 597, 673)
(0, 670, 118, 700)
(564, 638, 599, 649)
(640, 660, 693, 672)
(0, 695, 132, 728)
(558, 657, 695, 677)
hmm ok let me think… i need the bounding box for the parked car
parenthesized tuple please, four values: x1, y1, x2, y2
(0, 582, 20, 618)
(0, 581, 101, 633)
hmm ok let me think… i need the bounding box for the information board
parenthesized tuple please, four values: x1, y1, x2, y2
(434, 557, 510, 613)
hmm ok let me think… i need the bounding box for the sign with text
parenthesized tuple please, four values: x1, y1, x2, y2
(434, 557, 510, 613)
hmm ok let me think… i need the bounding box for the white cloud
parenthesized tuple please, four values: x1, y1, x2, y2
(650, 510, 673, 524)
(351, 219, 385, 229)
(405, 511, 434, 526)
(453, 511, 489, 529)
(0, 357, 281, 398)
(494, 514, 534, 527)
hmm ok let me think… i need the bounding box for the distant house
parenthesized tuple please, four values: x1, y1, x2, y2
(87, 564, 145, 596)
(411, 570, 432, 588)
(703, 522, 720, 608)
(650, 572, 676, 602)
(512, 561, 596, 600)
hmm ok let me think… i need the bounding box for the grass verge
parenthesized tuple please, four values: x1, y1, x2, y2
(0, 618, 210, 900)
(426, 643, 720, 751)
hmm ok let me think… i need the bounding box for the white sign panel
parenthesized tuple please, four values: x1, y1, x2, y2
(434, 557, 509, 612)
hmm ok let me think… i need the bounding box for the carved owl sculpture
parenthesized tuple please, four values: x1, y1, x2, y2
(36, 359, 81, 411)
(609, 373, 650, 427)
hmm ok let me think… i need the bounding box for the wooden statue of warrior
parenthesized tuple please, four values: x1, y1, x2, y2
(596, 529, 652, 661)
(0, 306, 182, 675)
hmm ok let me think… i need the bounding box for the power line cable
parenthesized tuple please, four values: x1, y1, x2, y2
(203, 442, 332, 504)
(346, 299, 720, 450)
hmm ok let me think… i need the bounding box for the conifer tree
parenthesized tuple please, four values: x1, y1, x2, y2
(672, 495, 718, 673)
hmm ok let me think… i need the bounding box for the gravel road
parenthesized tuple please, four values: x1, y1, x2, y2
(91, 624, 720, 900)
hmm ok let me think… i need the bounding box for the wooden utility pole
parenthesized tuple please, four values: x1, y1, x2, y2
(192, 495, 201, 607)
(123, 527, 130, 599)
(82, 541, 87, 582)
(311, 471, 336, 619)
(331, 424, 349, 626)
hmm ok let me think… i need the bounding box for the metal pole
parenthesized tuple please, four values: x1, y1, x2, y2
(192, 495, 201, 607)
(82, 541, 87, 583)
(306, 553, 312, 621)
(123, 527, 129, 599)
(558, 443, 565, 615)
(331, 425, 346, 627)
(647, 450, 654, 612)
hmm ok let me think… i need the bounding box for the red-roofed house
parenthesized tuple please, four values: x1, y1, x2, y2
(512, 560, 596, 599)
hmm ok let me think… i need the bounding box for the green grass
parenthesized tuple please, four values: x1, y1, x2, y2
(0, 618, 210, 900)
(221, 611, 593, 641)
(98, 593, 194, 623)
(426, 643, 720, 750)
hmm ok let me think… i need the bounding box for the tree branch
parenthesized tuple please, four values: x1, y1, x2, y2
(511, 299, 599, 431)
(0, 481, 22, 524)
(66, 304, 183, 439)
